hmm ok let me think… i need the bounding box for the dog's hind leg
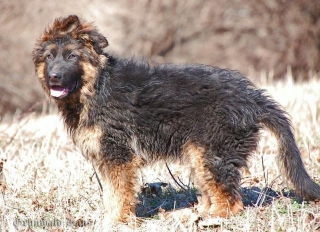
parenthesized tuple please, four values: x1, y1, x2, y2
(183, 142, 244, 218)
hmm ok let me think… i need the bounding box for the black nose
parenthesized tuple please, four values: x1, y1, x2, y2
(49, 72, 60, 80)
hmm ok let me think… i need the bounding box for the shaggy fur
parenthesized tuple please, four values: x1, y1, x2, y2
(33, 15, 320, 224)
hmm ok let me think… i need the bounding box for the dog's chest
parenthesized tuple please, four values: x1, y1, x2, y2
(72, 126, 103, 160)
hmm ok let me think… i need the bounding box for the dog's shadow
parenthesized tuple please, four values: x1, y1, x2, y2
(135, 182, 299, 218)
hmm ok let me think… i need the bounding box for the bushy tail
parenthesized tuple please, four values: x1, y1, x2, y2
(260, 99, 320, 200)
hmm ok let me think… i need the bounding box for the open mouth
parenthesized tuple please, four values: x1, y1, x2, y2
(50, 81, 77, 99)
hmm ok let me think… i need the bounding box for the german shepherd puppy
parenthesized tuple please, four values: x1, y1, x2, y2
(33, 15, 320, 224)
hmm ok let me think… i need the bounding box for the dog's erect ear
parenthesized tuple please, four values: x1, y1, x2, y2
(64, 15, 109, 53)
(42, 15, 81, 39)
(42, 15, 109, 54)
(56, 15, 80, 34)
(80, 30, 109, 54)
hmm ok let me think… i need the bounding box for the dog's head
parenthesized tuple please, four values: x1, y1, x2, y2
(33, 15, 108, 100)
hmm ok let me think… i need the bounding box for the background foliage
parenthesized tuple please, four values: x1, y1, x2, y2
(0, 0, 319, 116)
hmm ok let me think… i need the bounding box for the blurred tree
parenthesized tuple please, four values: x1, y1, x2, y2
(0, 0, 319, 116)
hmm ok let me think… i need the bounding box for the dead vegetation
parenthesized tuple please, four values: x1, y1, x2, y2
(0, 77, 319, 231)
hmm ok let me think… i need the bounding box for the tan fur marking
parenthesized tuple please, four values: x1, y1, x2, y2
(35, 62, 45, 81)
(76, 61, 101, 132)
(182, 142, 243, 218)
(35, 62, 50, 96)
(80, 55, 107, 95)
(44, 43, 58, 52)
(80, 62, 98, 99)
(98, 54, 107, 69)
(99, 154, 142, 224)
(63, 43, 80, 51)
(73, 126, 103, 161)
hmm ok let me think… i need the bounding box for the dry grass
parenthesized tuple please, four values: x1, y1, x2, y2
(0, 77, 320, 231)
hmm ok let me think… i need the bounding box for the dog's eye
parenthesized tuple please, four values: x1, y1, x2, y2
(46, 53, 54, 61)
(67, 54, 77, 60)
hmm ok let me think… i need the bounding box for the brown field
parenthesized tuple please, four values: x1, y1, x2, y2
(0, 75, 319, 231)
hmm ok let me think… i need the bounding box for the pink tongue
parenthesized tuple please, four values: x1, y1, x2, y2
(50, 86, 68, 98)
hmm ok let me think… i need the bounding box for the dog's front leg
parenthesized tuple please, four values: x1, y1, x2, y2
(97, 151, 142, 227)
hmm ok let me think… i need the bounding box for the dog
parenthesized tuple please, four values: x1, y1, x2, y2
(33, 15, 320, 225)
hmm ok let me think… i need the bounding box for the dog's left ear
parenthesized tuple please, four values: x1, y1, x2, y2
(90, 31, 109, 54)
(80, 31, 108, 54)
